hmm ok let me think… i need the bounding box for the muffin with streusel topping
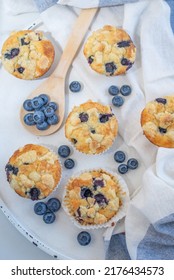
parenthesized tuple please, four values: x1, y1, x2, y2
(65, 100, 118, 154)
(83, 25, 136, 76)
(63, 169, 128, 227)
(141, 96, 174, 148)
(1, 30, 55, 79)
(5, 144, 62, 200)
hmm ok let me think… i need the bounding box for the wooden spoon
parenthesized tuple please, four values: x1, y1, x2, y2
(20, 8, 98, 136)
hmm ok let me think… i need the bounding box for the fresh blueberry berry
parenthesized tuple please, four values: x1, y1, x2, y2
(47, 114, 59, 125)
(159, 127, 167, 134)
(105, 62, 117, 75)
(24, 113, 35, 126)
(77, 231, 91, 246)
(88, 56, 94, 64)
(44, 106, 55, 118)
(36, 121, 49, 130)
(118, 164, 128, 174)
(23, 99, 34, 111)
(31, 97, 44, 109)
(43, 211, 56, 224)
(47, 102, 58, 111)
(79, 112, 89, 122)
(34, 202, 47, 215)
(46, 198, 61, 212)
(117, 41, 131, 48)
(58, 145, 71, 158)
(29, 187, 40, 200)
(33, 110, 45, 124)
(108, 85, 119, 96)
(114, 151, 126, 163)
(11, 48, 20, 58)
(17, 67, 25, 73)
(112, 96, 124, 107)
(120, 85, 132, 96)
(81, 187, 93, 199)
(64, 158, 75, 169)
(39, 94, 49, 105)
(69, 81, 81, 92)
(127, 158, 139, 170)
(155, 98, 167, 105)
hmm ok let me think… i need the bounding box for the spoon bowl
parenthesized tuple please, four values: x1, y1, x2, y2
(20, 8, 98, 136)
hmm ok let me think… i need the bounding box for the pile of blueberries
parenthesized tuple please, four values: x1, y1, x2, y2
(34, 197, 61, 224)
(108, 85, 132, 107)
(23, 94, 59, 130)
(58, 145, 75, 169)
(114, 151, 138, 174)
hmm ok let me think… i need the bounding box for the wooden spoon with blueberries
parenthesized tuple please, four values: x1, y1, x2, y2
(20, 8, 98, 136)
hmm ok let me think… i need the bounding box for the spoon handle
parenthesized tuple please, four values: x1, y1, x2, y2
(52, 8, 98, 79)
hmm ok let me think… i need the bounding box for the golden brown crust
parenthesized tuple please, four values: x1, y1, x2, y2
(141, 96, 174, 148)
(63, 169, 122, 226)
(83, 25, 136, 76)
(65, 100, 118, 154)
(5, 144, 62, 200)
(1, 30, 55, 80)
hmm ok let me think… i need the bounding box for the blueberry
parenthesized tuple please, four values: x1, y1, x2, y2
(121, 58, 131, 66)
(58, 145, 71, 158)
(36, 121, 49, 130)
(17, 67, 25, 73)
(71, 138, 77, 144)
(114, 151, 126, 163)
(47, 114, 59, 125)
(118, 164, 128, 174)
(99, 114, 113, 123)
(33, 110, 45, 124)
(94, 193, 108, 205)
(23, 99, 34, 111)
(13, 167, 19, 175)
(5, 164, 14, 172)
(47, 102, 58, 111)
(39, 94, 49, 105)
(46, 198, 61, 212)
(31, 97, 44, 109)
(64, 158, 75, 169)
(43, 211, 56, 224)
(120, 85, 132, 96)
(34, 202, 47, 215)
(155, 98, 167, 105)
(91, 129, 96, 134)
(88, 56, 94, 64)
(24, 113, 35, 126)
(127, 158, 138, 170)
(93, 178, 104, 189)
(69, 81, 81, 92)
(81, 187, 93, 199)
(112, 96, 124, 107)
(79, 112, 89, 122)
(44, 106, 55, 118)
(108, 85, 119, 96)
(105, 62, 117, 75)
(159, 127, 167, 134)
(21, 38, 30, 46)
(11, 48, 20, 58)
(29, 187, 40, 200)
(4, 53, 12, 59)
(77, 231, 91, 246)
(117, 41, 131, 48)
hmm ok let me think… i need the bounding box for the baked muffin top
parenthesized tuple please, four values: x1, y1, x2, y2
(83, 25, 136, 76)
(65, 100, 118, 154)
(63, 169, 123, 226)
(5, 144, 62, 200)
(141, 96, 174, 148)
(1, 30, 55, 79)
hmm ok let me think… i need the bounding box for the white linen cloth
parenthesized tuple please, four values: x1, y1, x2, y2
(1, 0, 174, 259)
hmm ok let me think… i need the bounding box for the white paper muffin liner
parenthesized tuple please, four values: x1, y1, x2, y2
(62, 168, 130, 230)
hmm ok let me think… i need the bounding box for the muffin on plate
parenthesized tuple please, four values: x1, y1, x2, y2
(1, 30, 55, 79)
(83, 25, 136, 76)
(5, 144, 62, 200)
(63, 169, 128, 228)
(65, 100, 118, 154)
(141, 96, 174, 148)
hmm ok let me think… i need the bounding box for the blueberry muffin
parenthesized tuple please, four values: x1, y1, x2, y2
(141, 96, 174, 148)
(83, 25, 136, 76)
(5, 144, 62, 200)
(63, 169, 123, 226)
(1, 30, 55, 79)
(65, 100, 118, 154)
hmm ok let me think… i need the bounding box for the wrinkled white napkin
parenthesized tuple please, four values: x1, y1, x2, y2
(1, 0, 174, 260)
